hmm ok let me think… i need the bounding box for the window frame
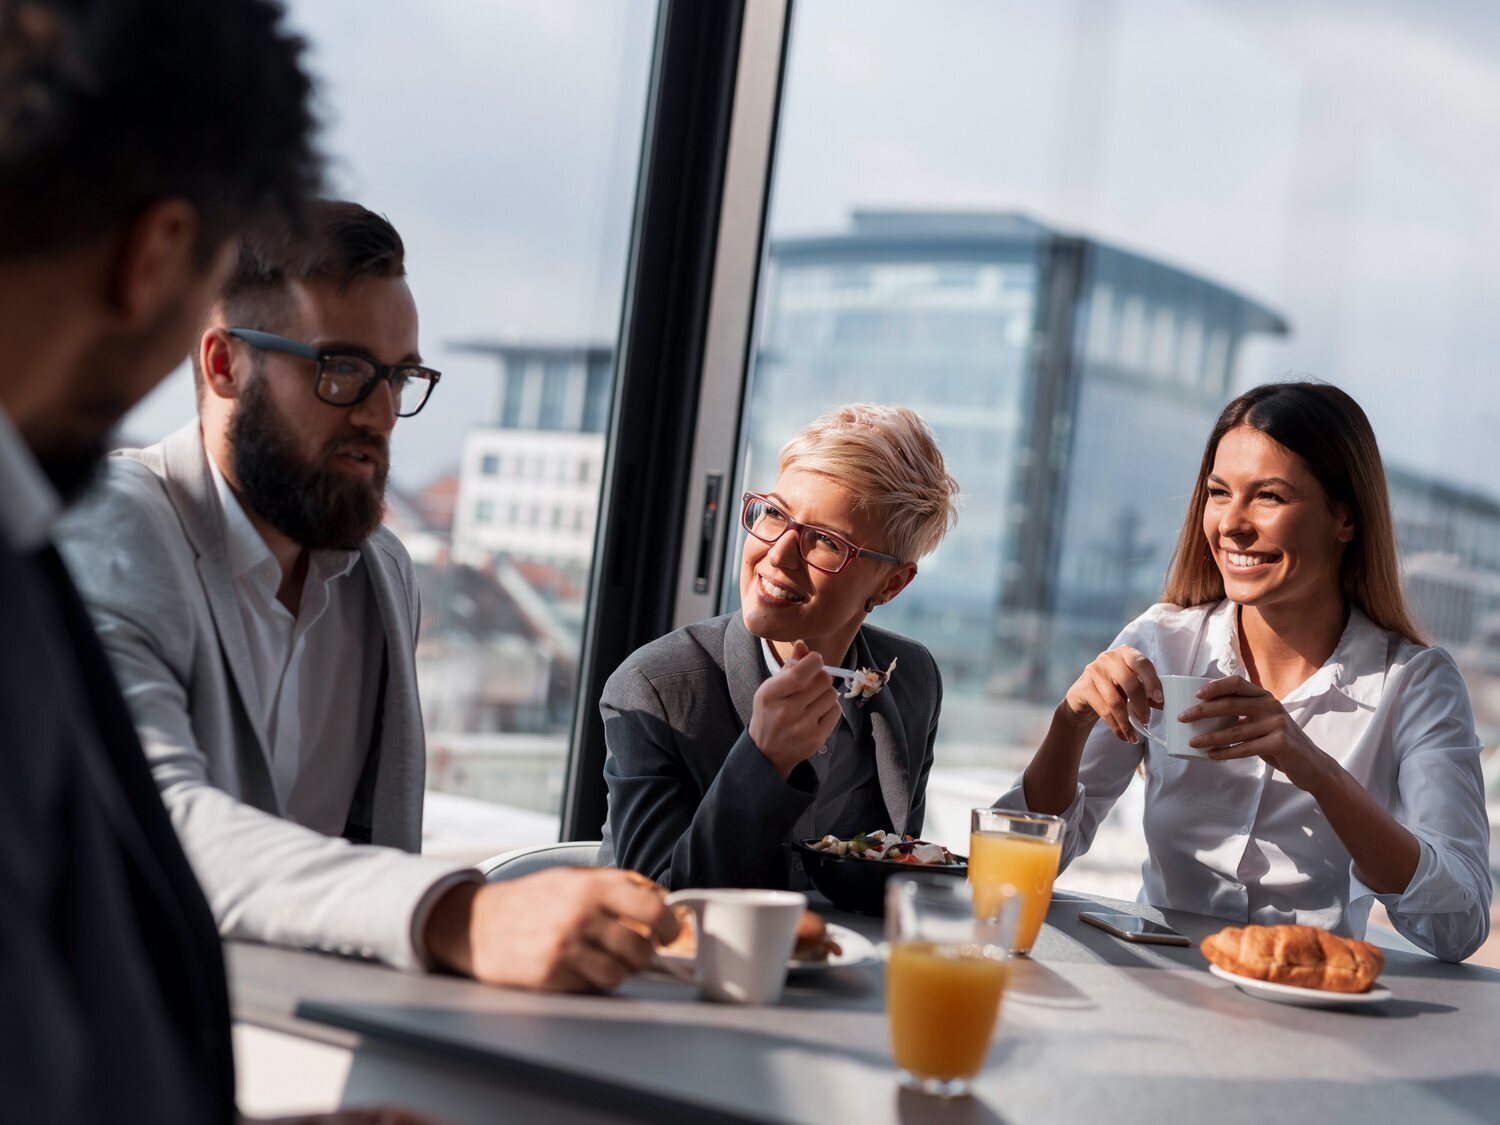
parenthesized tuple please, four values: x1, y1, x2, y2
(560, 0, 792, 840)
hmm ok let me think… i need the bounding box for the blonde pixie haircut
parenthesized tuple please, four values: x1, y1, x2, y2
(777, 404, 959, 564)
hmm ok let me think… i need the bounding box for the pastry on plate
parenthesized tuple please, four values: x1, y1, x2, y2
(1200, 923, 1384, 993)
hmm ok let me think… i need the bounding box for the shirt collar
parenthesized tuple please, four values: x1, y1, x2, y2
(761, 636, 858, 678)
(207, 453, 359, 588)
(1207, 598, 1389, 708)
(0, 405, 61, 552)
(760, 636, 779, 679)
(1203, 599, 1244, 679)
(760, 636, 864, 728)
(1312, 605, 1389, 707)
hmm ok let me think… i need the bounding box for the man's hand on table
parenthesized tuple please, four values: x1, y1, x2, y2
(423, 867, 679, 991)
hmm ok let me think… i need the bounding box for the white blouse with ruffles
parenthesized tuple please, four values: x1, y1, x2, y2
(995, 599, 1491, 962)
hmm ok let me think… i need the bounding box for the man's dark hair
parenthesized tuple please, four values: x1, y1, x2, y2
(0, 0, 321, 260)
(195, 199, 405, 394)
(220, 198, 406, 324)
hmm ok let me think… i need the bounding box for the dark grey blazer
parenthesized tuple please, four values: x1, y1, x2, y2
(598, 612, 941, 889)
(1, 543, 232, 1123)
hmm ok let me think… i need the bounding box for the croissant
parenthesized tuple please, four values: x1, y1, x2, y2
(1201, 924, 1384, 993)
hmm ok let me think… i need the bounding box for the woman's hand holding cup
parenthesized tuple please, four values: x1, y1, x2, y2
(1061, 646, 1164, 745)
(1178, 676, 1333, 791)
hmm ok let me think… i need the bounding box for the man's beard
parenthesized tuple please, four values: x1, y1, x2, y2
(229, 374, 389, 551)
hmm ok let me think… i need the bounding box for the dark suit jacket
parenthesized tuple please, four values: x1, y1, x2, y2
(0, 543, 233, 1124)
(598, 612, 941, 889)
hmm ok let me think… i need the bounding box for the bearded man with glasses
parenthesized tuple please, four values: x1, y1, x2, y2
(56, 199, 675, 991)
(599, 404, 960, 890)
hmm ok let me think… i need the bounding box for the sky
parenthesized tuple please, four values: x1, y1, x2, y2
(124, 0, 657, 487)
(125, 0, 1500, 498)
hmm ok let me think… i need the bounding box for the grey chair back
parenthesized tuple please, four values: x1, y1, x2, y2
(481, 840, 604, 883)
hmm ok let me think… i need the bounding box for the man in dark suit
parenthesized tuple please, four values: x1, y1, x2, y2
(0, 1, 319, 1121)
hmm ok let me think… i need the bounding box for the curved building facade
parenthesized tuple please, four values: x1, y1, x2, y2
(733, 210, 1288, 707)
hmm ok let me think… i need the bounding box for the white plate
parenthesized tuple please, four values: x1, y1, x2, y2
(1208, 963, 1391, 1007)
(788, 924, 879, 973)
(654, 923, 879, 977)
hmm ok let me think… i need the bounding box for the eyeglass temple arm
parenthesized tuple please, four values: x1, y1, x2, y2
(224, 328, 320, 360)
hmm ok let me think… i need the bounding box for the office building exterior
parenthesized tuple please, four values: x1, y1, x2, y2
(451, 342, 611, 576)
(738, 211, 1289, 705)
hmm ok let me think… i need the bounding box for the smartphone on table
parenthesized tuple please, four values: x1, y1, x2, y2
(1079, 911, 1191, 946)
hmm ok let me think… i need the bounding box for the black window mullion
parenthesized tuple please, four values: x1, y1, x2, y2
(561, 0, 750, 842)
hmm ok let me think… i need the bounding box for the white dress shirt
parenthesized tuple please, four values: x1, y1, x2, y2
(0, 405, 59, 551)
(209, 457, 379, 835)
(207, 457, 475, 963)
(996, 599, 1491, 962)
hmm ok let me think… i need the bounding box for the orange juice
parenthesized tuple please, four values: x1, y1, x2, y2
(886, 941, 1010, 1080)
(969, 831, 1062, 953)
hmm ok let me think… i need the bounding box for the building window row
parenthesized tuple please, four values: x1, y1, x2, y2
(473, 500, 592, 533)
(1085, 283, 1231, 391)
(477, 451, 597, 485)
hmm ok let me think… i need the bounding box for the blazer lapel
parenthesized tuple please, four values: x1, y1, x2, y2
(352, 538, 420, 850)
(723, 612, 769, 731)
(855, 629, 912, 836)
(159, 424, 275, 784)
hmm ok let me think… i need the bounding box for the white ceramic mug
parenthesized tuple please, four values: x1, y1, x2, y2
(1129, 675, 1238, 760)
(664, 888, 805, 1004)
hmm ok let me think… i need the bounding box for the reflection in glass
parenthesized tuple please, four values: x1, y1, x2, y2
(736, 0, 1500, 955)
(120, 0, 660, 860)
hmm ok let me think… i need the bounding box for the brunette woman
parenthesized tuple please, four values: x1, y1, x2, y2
(997, 382, 1490, 962)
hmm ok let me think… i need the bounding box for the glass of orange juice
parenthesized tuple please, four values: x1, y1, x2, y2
(885, 875, 1018, 1098)
(969, 808, 1065, 956)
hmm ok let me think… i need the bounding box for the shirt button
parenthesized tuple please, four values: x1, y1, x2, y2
(817, 745, 830, 756)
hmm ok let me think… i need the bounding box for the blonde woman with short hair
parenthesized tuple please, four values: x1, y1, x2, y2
(599, 404, 959, 890)
(996, 382, 1490, 962)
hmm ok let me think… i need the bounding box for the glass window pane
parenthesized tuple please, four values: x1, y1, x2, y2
(732, 0, 1500, 952)
(120, 0, 659, 862)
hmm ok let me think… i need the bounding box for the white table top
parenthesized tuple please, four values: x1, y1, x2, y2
(228, 890, 1500, 1124)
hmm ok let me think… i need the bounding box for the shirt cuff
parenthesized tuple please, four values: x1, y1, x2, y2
(1349, 834, 1480, 917)
(408, 866, 486, 970)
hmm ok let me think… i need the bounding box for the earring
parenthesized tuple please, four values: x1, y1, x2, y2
(864, 598, 879, 613)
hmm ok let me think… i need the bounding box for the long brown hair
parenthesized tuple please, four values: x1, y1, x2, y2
(1163, 382, 1427, 644)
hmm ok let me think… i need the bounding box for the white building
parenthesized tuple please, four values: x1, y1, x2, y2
(449, 342, 611, 574)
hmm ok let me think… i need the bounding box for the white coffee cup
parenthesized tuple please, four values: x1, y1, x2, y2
(664, 888, 805, 1004)
(1129, 675, 1238, 760)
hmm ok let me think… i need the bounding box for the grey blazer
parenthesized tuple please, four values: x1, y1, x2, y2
(598, 612, 941, 889)
(54, 422, 463, 970)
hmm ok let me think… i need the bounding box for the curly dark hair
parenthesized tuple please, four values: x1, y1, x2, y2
(0, 0, 322, 259)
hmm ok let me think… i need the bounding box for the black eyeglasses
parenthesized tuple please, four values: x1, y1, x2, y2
(226, 328, 441, 417)
(741, 492, 902, 574)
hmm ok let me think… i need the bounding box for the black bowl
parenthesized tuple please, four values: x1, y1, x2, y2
(792, 839, 968, 917)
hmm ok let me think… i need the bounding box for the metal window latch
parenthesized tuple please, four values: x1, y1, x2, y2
(693, 473, 723, 594)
